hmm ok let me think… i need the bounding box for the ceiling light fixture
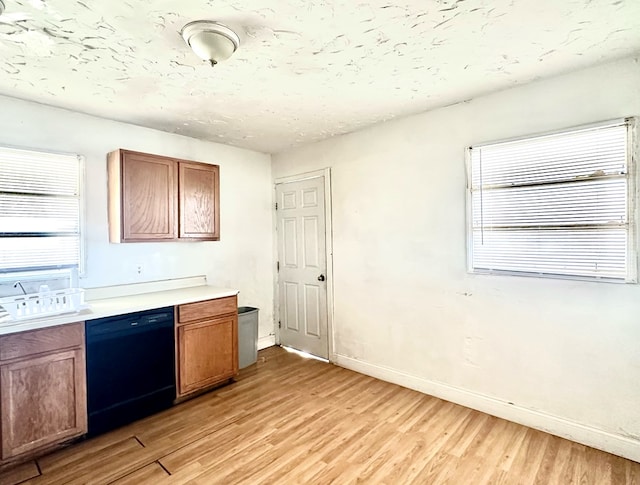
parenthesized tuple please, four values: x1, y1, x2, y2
(0, 0, 5, 17)
(181, 21, 240, 67)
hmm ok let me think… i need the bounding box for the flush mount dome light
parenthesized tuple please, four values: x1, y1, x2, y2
(181, 20, 240, 67)
(0, 0, 5, 17)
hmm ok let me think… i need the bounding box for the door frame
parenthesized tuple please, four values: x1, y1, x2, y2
(273, 168, 335, 362)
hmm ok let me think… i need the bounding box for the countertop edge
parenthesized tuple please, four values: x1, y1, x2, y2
(0, 285, 239, 336)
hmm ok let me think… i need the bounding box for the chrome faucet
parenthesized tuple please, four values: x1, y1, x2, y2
(13, 281, 27, 295)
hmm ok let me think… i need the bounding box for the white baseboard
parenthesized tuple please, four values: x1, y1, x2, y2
(258, 335, 276, 350)
(334, 353, 640, 463)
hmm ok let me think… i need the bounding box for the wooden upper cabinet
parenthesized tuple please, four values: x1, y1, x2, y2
(108, 149, 220, 243)
(179, 162, 219, 240)
(109, 150, 178, 242)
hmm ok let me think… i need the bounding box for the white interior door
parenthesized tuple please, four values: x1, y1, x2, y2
(276, 176, 328, 359)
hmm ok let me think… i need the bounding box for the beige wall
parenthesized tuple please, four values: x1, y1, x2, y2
(273, 56, 640, 460)
(0, 95, 275, 343)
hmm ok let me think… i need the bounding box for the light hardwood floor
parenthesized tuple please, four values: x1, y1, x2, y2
(1, 346, 638, 484)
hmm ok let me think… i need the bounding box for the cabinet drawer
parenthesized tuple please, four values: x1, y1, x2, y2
(0, 323, 84, 362)
(177, 296, 237, 324)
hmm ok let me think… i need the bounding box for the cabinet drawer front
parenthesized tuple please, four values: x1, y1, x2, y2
(177, 296, 237, 324)
(0, 323, 84, 361)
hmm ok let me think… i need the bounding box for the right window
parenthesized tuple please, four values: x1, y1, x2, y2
(467, 119, 636, 283)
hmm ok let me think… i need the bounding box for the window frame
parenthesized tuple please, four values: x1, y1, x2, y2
(465, 118, 638, 284)
(0, 144, 86, 276)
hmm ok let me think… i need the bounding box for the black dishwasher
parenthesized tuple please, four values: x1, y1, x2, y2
(85, 306, 176, 436)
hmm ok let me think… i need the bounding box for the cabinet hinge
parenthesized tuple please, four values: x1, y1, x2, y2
(278, 320, 282, 329)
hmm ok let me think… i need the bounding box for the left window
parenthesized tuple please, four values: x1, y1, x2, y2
(0, 145, 83, 273)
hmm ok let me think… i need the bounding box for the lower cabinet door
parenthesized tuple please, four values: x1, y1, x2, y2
(178, 316, 237, 396)
(0, 348, 87, 459)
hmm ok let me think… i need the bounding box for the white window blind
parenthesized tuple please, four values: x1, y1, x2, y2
(0, 146, 82, 273)
(468, 119, 635, 282)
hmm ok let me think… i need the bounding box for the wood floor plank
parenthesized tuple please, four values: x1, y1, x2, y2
(497, 422, 529, 472)
(159, 421, 267, 473)
(466, 420, 519, 484)
(508, 428, 551, 485)
(1, 346, 638, 485)
(0, 461, 40, 485)
(542, 438, 575, 485)
(109, 462, 169, 484)
(396, 394, 443, 433)
(38, 436, 142, 474)
(377, 433, 429, 484)
(564, 442, 589, 484)
(445, 411, 490, 457)
(318, 417, 378, 465)
(531, 432, 562, 485)
(36, 431, 135, 473)
(584, 445, 614, 484)
(27, 437, 153, 485)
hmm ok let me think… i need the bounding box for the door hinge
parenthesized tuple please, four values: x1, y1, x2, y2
(278, 320, 282, 329)
(277, 261, 280, 272)
(275, 202, 278, 210)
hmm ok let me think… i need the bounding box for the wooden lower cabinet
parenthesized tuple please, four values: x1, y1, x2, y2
(0, 323, 87, 463)
(177, 316, 236, 395)
(176, 296, 238, 398)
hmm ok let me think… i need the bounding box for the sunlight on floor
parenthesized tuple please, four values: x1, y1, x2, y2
(281, 345, 329, 363)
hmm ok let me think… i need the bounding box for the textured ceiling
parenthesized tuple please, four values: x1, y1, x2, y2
(1, 0, 639, 153)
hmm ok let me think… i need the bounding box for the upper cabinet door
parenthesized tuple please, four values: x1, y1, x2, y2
(108, 149, 220, 243)
(179, 162, 220, 240)
(121, 152, 178, 241)
(108, 150, 178, 242)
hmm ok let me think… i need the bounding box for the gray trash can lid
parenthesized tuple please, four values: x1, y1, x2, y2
(238, 306, 258, 314)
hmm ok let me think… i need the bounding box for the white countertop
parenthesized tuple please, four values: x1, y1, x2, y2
(0, 284, 238, 336)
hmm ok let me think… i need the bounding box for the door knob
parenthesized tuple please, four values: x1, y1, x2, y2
(317, 274, 326, 282)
